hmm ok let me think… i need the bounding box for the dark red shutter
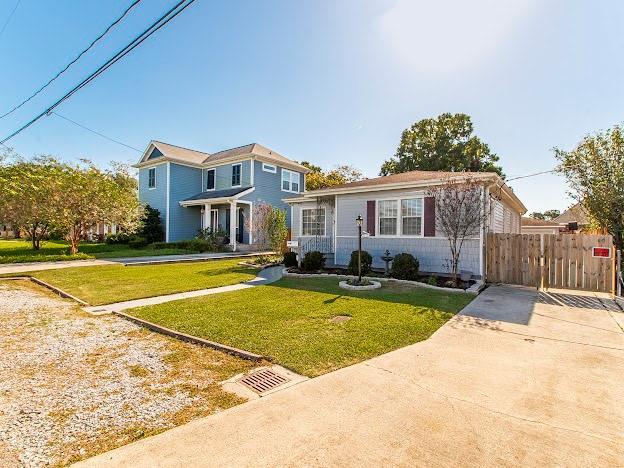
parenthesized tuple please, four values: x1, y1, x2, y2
(366, 200, 375, 236)
(423, 197, 435, 237)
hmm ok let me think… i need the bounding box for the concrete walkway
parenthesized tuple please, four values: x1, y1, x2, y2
(83, 266, 284, 314)
(0, 251, 273, 275)
(76, 285, 624, 467)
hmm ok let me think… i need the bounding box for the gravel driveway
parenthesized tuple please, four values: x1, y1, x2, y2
(0, 280, 255, 467)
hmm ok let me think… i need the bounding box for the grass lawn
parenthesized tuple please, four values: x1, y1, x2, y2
(0, 239, 195, 264)
(18, 259, 259, 305)
(128, 277, 474, 377)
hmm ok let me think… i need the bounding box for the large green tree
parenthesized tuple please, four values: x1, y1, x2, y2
(300, 161, 362, 191)
(529, 210, 561, 221)
(555, 124, 624, 252)
(380, 113, 504, 177)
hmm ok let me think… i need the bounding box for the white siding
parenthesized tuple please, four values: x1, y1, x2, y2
(489, 198, 521, 234)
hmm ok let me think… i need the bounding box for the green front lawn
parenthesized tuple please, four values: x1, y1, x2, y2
(20, 259, 259, 305)
(0, 239, 195, 264)
(128, 277, 473, 377)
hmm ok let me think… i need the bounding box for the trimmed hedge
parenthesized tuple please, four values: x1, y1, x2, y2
(301, 251, 325, 271)
(390, 253, 419, 280)
(348, 250, 373, 276)
(283, 251, 298, 267)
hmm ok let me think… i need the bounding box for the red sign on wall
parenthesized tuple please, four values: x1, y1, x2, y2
(592, 247, 611, 258)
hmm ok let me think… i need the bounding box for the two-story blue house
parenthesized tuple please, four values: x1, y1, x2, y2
(134, 140, 310, 249)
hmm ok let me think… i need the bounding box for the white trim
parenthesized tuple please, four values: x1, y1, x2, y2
(147, 167, 157, 190)
(375, 196, 424, 237)
(479, 186, 485, 277)
(134, 157, 204, 170)
(334, 196, 338, 243)
(165, 162, 170, 242)
(210, 209, 218, 230)
(179, 187, 255, 207)
(335, 235, 480, 240)
(300, 206, 327, 237)
(250, 159, 255, 185)
(231, 163, 242, 188)
(248, 202, 253, 244)
(262, 162, 277, 173)
(205, 168, 216, 191)
(281, 168, 301, 194)
(202, 157, 251, 171)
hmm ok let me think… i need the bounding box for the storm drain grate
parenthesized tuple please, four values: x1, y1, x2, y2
(238, 368, 290, 394)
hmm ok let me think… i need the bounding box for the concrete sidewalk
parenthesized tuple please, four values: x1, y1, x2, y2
(83, 266, 283, 314)
(75, 285, 624, 467)
(0, 251, 273, 275)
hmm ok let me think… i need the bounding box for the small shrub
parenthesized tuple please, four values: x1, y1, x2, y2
(348, 250, 373, 276)
(390, 253, 419, 280)
(105, 232, 131, 245)
(301, 251, 325, 271)
(128, 236, 148, 249)
(427, 275, 438, 286)
(283, 251, 298, 267)
(140, 205, 165, 244)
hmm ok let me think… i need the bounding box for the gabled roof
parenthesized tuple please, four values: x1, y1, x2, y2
(553, 203, 591, 225)
(521, 217, 559, 227)
(134, 140, 309, 173)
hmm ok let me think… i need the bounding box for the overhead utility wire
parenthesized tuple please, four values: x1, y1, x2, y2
(0, 0, 142, 119)
(0, 0, 21, 40)
(506, 169, 556, 182)
(0, 0, 196, 145)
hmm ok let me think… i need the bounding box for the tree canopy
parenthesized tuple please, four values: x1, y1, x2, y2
(529, 210, 560, 221)
(300, 161, 362, 191)
(555, 125, 624, 251)
(380, 113, 504, 177)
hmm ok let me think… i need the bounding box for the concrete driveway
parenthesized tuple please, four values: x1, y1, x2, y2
(76, 285, 624, 467)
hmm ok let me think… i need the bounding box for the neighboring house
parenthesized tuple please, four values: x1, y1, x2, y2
(521, 217, 561, 235)
(134, 140, 310, 248)
(0, 223, 16, 238)
(553, 203, 591, 232)
(285, 170, 526, 279)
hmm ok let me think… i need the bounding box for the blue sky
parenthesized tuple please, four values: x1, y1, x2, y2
(1, 0, 622, 214)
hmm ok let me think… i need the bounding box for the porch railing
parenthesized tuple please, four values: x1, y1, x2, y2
(301, 236, 334, 254)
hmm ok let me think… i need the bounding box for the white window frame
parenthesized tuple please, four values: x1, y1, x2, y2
(375, 196, 424, 238)
(281, 169, 300, 193)
(377, 200, 398, 236)
(301, 207, 327, 236)
(231, 163, 242, 188)
(262, 163, 277, 173)
(400, 198, 423, 236)
(210, 209, 219, 230)
(205, 168, 216, 191)
(148, 167, 156, 189)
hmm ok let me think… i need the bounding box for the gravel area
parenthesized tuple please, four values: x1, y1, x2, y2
(0, 280, 255, 467)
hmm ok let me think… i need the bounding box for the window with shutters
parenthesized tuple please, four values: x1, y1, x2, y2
(377, 197, 424, 236)
(401, 198, 423, 235)
(378, 200, 398, 235)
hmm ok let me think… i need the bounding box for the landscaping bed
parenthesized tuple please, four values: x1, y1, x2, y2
(127, 277, 474, 377)
(0, 280, 256, 467)
(10, 258, 259, 305)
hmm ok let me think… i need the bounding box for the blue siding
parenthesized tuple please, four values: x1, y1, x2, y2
(241, 160, 303, 226)
(168, 163, 203, 241)
(206, 160, 252, 191)
(138, 163, 167, 226)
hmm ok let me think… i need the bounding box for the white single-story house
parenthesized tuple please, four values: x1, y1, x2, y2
(521, 217, 561, 235)
(285, 170, 526, 279)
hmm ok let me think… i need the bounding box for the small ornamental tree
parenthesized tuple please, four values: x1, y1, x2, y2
(55, 161, 142, 254)
(427, 176, 489, 284)
(0, 155, 64, 250)
(247, 202, 288, 253)
(140, 205, 165, 244)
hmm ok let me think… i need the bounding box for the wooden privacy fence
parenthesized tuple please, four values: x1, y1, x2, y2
(486, 233, 615, 293)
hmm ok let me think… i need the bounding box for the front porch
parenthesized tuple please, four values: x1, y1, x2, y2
(180, 188, 254, 251)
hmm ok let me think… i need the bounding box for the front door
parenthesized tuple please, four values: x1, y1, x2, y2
(237, 207, 244, 243)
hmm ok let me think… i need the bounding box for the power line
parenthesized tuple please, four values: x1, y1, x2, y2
(0, 0, 21, 40)
(506, 169, 557, 182)
(52, 111, 142, 152)
(0, 0, 142, 119)
(0, 0, 196, 145)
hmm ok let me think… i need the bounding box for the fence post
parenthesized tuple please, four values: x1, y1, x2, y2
(617, 249, 622, 297)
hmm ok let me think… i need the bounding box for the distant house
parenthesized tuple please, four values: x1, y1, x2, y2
(553, 203, 592, 232)
(285, 170, 526, 279)
(134, 140, 310, 249)
(521, 217, 561, 235)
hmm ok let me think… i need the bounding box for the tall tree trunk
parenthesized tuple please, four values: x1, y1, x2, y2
(30, 223, 40, 250)
(69, 225, 81, 255)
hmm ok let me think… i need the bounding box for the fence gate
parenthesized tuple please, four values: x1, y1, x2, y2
(486, 233, 615, 293)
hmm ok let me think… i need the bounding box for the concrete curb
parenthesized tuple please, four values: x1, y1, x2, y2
(283, 270, 479, 295)
(122, 252, 273, 267)
(114, 311, 264, 361)
(0, 275, 89, 305)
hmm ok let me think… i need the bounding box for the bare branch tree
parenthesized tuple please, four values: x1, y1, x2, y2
(427, 176, 488, 284)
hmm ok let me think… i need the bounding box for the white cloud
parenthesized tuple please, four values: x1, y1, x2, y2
(377, 0, 537, 73)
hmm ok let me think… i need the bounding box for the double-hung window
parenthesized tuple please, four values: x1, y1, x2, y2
(148, 168, 156, 189)
(281, 169, 300, 193)
(231, 164, 241, 187)
(377, 198, 423, 236)
(206, 169, 215, 190)
(378, 200, 398, 235)
(302, 208, 325, 236)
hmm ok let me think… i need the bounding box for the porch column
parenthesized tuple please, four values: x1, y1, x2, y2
(229, 201, 237, 251)
(248, 202, 253, 244)
(203, 203, 210, 230)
